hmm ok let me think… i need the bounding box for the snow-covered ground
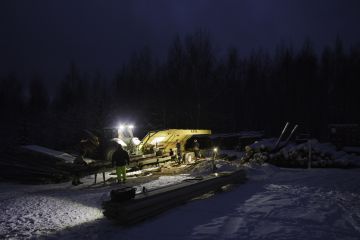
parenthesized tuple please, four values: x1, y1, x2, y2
(1, 159, 360, 240)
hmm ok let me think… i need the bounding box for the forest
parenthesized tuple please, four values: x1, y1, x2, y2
(1, 31, 360, 151)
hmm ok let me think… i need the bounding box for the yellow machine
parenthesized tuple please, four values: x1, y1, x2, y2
(107, 128, 212, 168)
(138, 129, 211, 155)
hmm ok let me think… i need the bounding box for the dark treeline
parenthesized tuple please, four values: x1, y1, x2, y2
(1, 31, 360, 151)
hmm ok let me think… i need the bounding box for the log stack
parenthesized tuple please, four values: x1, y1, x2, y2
(241, 139, 360, 168)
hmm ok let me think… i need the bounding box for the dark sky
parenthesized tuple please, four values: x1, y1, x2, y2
(1, 0, 360, 87)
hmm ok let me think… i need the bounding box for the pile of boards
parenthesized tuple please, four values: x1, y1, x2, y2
(102, 169, 246, 225)
(0, 145, 112, 183)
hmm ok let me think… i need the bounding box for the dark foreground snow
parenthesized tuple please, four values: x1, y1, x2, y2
(1, 161, 360, 240)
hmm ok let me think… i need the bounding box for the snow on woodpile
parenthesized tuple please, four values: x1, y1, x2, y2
(244, 139, 360, 168)
(189, 159, 242, 176)
(22, 145, 75, 163)
(134, 175, 191, 194)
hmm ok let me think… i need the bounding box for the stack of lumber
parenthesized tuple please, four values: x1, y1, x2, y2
(0, 146, 71, 183)
(0, 145, 112, 183)
(102, 169, 246, 225)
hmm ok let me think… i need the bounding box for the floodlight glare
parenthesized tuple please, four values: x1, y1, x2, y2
(113, 138, 127, 147)
(132, 137, 141, 145)
(118, 124, 125, 131)
(128, 125, 134, 129)
(213, 147, 218, 152)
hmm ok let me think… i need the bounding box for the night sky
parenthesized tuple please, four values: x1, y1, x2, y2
(1, 0, 360, 88)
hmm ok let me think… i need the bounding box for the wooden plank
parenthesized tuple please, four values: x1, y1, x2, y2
(103, 169, 246, 224)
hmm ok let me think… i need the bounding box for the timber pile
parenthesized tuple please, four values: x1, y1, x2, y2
(241, 139, 360, 168)
(0, 146, 71, 183)
(102, 169, 247, 225)
(0, 145, 112, 183)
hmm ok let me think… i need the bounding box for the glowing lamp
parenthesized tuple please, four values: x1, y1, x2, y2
(132, 137, 141, 145)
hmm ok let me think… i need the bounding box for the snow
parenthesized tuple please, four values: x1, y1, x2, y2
(22, 145, 76, 163)
(248, 139, 360, 167)
(1, 159, 360, 239)
(21, 145, 96, 164)
(134, 174, 192, 194)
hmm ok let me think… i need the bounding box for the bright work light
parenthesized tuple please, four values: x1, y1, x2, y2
(132, 137, 141, 145)
(118, 124, 135, 131)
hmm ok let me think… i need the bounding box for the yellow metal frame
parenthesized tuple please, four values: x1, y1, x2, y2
(138, 129, 211, 154)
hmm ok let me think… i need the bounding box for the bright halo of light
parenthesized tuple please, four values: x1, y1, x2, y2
(113, 138, 127, 147)
(132, 137, 141, 145)
(128, 125, 134, 129)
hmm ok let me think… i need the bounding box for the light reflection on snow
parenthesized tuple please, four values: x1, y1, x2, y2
(126, 166, 160, 177)
(2, 162, 360, 240)
(0, 195, 103, 239)
(134, 174, 190, 193)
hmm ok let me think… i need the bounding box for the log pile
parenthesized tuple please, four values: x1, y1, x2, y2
(241, 139, 360, 168)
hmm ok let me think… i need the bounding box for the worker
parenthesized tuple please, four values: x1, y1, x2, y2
(112, 144, 130, 183)
(169, 148, 176, 162)
(193, 139, 200, 160)
(72, 151, 87, 186)
(176, 140, 182, 163)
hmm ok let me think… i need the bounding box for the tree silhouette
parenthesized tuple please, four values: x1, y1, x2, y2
(1, 34, 359, 150)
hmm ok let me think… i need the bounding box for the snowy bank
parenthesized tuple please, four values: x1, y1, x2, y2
(1, 161, 360, 239)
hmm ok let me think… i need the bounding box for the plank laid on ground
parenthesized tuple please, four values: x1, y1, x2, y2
(103, 169, 246, 224)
